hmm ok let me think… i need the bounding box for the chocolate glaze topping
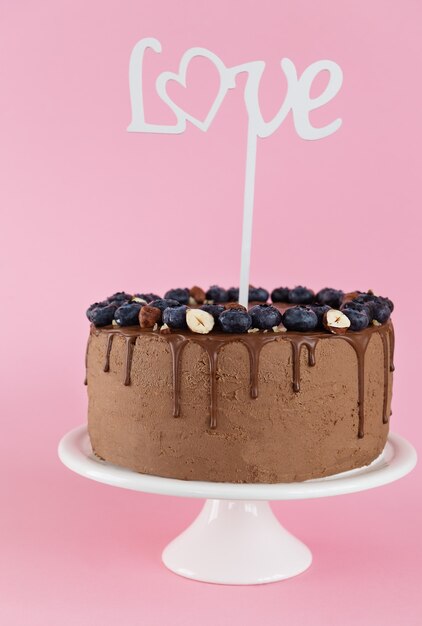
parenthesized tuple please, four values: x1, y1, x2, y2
(86, 320, 394, 438)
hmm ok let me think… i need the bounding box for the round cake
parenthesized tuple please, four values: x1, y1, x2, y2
(85, 285, 394, 483)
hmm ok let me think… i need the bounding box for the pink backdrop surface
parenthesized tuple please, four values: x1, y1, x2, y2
(1, 1, 422, 624)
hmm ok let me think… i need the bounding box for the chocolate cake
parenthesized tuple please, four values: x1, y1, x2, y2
(84, 286, 394, 483)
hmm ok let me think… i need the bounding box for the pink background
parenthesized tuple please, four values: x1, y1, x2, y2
(1, 1, 422, 624)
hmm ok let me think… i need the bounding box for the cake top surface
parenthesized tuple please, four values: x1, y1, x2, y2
(86, 285, 394, 337)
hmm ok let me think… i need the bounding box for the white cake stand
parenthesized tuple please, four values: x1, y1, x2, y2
(58, 426, 416, 585)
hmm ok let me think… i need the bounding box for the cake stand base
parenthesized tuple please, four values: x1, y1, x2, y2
(58, 427, 416, 585)
(162, 499, 311, 584)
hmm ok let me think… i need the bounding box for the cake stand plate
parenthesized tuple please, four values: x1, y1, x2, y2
(58, 427, 416, 585)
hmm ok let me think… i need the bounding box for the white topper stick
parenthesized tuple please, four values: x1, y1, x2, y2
(238, 122, 258, 308)
(128, 39, 343, 307)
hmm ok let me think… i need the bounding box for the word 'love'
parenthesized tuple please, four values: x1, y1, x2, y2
(128, 37, 343, 140)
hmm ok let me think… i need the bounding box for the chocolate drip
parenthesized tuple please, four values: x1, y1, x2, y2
(103, 334, 114, 372)
(307, 342, 317, 367)
(203, 343, 221, 429)
(167, 336, 188, 417)
(339, 332, 373, 438)
(240, 339, 268, 399)
(239, 335, 280, 399)
(291, 341, 301, 393)
(380, 331, 390, 424)
(242, 340, 260, 399)
(289, 337, 319, 392)
(123, 337, 136, 386)
(388, 324, 395, 372)
(84, 337, 91, 385)
(90, 321, 393, 439)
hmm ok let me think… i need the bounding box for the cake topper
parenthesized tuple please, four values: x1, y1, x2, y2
(128, 38, 343, 307)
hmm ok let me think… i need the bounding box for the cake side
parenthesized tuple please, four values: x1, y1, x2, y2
(86, 322, 393, 483)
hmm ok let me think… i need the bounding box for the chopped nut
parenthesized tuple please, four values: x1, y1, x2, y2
(372, 319, 382, 326)
(160, 323, 171, 334)
(189, 285, 206, 304)
(188, 296, 197, 306)
(186, 308, 214, 334)
(153, 323, 158, 331)
(112, 319, 118, 326)
(224, 302, 247, 312)
(139, 305, 161, 328)
(272, 325, 284, 333)
(343, 291, 361, 302)
(132, 297, 147, 304)
(248, 328, 260, 333)
(323, 309, 351, 334)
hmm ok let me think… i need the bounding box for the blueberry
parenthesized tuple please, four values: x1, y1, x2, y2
(149, 298, 180, 312)
(249, 287, 269, 302)
(354, 294, 381, 318)
(342, 301, 368, 311)
(355, 293, 377, 302)
(342, 300, 373, 322)
(114, 302, 143, 326)
(227, 287, 239, 301)
(342, 307, 369, 331)
(206, 285, 229, 303)
(353, 293, 377, 308)
(218, 309, 252, 333)
(133, 293, 160, 303)
(227, 286, 269, 302)
(164, 288, 190, 305)
(107, 291, 132, 304)
(282, 306, 318, 331)
(163, 305, 188, 329)
(288, 286, 315, 305)
(315, 287, 344, 309)
(309, 304, 331, 329)
(200, 304, 225, 320)
(86, 301, 108, 320)
(271, 287, 290, 303)
(372, 300, 391, 324)
(379, 296, 394, 312)
(249, 304, 282, 330)
(87, 303, 117, 326)
(349, 293, 393, 323)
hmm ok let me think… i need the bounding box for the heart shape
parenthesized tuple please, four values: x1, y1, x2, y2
(156, 48, 232, 132)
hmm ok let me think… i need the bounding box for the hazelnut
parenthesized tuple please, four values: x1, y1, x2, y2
(323, 309, 351, 334)
(186, 309, 214, 334)
(189, 285, 206, 305)
(224, 302, 247, 312)
(139, 305, 161, 329)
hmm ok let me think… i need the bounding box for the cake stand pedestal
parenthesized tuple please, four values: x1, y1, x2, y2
(58, 427, 416, 585)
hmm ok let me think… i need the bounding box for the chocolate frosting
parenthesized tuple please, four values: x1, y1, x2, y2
(86, 321, 394, 439)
